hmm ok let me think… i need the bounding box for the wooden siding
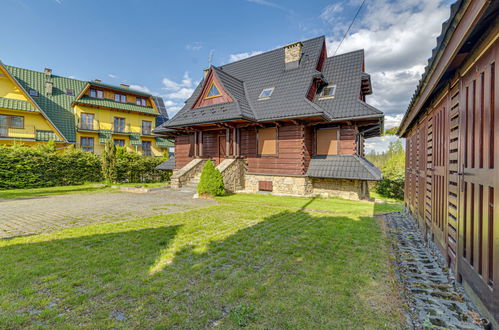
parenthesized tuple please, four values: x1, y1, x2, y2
(174, 134, 194, 168)
(404, 38, 498, 322)
(192, 70, 233, 109)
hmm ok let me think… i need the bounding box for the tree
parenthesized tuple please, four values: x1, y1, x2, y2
(102, 139, 118, 183)
(197, 160, 225, 196)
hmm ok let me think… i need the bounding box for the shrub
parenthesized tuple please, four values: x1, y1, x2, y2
(374, 147, 405, 200)
(102, 139, 118, 183)
(197, 160, 225, 196)
(115, 148, 170, 183)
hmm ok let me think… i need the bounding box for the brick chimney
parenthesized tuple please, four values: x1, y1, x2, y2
(203, 68, 210, 79)
(284, 41, 302, 70)
(45, 81, 53, 95)
(94, 79, 101, 83)
(44, 68, 52, 77)
(120, 83, 129, 89)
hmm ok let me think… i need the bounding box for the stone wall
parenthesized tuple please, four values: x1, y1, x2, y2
(243, 174, 313, 196)
(311, 178, 369, 200)
(170, 159, 206, 189)
(216, 158, 246, 193)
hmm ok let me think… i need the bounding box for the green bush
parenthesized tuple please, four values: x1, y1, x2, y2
(197, 160, 225, 196)
(0, 144, 102, 189)
(102, 139, 118, 184)
(115, 149, 170, 183)
(373, 140, 405, 200)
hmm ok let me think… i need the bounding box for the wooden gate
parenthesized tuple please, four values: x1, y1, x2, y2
(458, 49, 497, 316)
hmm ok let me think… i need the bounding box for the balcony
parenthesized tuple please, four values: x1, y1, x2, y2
(0, 125, 60, 142)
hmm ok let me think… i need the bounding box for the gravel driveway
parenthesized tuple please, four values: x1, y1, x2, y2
(0, 189, 215, 239)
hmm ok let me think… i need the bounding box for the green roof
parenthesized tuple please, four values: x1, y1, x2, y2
(89, 81, 152, 97)
(155, 137, 173, 147)
(4, 65, 86, 142)
(0, 97, 38, 112)
(74, 96, 159, 115)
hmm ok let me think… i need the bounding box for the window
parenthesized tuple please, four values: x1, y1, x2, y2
(10, 116, 24, 129)
(142, 141, 152, 156)
(114, 117, 125, 132)
(115, 93, 126, 103)
(258, 87, 274, 99)
(90, 89, 103, 98)
(136, 97, 147, 106)
(257, 127, 277, 155)
(318, 84, 336, 99)
(81, 137, 94, 152)
(316, 128, 338, 155)
(205, 82, 221, 98)
(142, 121, 152, 135)
(29, 89, 38, 97)
(114, 139, 125, 147)
(81, 113, 94, 130)
(66, 89, 74, 96)
(0, 115, 8, 136)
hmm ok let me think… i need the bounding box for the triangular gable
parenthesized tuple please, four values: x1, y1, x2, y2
(0, 63, 68, 142)
(192, 68, 233, 109)
(0, 66, 30, 102)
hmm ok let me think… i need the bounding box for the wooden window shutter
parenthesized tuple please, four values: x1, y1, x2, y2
(316, 128, 338, 155)
(258, 127, 277, 155)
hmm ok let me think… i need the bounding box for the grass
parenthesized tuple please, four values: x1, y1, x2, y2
(0, 193, 405, 328)
(0, 184, 111, 199)
(112, 182, 168, 188)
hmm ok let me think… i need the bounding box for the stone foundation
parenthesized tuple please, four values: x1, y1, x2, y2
(216, 159, 246, 193)
(242, 174, 370, 200)
(170, 159, 206, 189)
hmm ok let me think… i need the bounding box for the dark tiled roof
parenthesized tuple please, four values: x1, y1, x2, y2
(0, 97, 37, 112)
(155, 157, 175, 170)
(159, 36, 383, 130)
(73, 96, 158, 115)
(306, 155, 382, 181)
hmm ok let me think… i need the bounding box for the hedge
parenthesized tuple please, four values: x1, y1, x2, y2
(0, 144, 171, 189)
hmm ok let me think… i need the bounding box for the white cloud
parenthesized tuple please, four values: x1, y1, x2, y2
(365, 135, 404, 154)
(129, 84, 153, 94)
(320, 0, 450, 151)
(246, 0, 292, 13)
(186, 42, 204, 51)
(228, 51, 264, 63)
(108, 73, 117, 79)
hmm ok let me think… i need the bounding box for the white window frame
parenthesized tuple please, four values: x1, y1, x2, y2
(318, 84, 337, 100)
(258, 87, 275, 100)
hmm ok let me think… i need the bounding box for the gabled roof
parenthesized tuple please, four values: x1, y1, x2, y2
(306, 155, 382, 181)
(73, 96, 159, 115)
(158, 36, 383, 131)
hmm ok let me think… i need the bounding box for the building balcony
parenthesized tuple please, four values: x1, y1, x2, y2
(77, 120, 154, 137)
(0, 125, 60, 142)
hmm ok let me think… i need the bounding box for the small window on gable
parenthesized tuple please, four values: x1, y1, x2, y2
(318, 84, 336, 99)
(205, 82, 221, 98)
(29, 89, 38, 97)
(258, 87, 274, 99)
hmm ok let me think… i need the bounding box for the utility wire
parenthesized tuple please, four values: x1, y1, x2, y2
(333, 0, 367, 56)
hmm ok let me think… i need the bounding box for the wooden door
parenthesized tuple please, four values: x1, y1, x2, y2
(458, 50, 497, 317)
(218, 135, 226, 165)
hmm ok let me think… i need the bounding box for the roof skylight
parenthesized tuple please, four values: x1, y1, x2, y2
(258, 87, 274, 99)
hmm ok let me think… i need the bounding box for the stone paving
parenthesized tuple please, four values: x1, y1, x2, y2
(384, 212, 487, 329)
(0, 189, 215, 239)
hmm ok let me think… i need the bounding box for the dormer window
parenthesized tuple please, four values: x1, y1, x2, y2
(205, 82, 221, 99)
(115, 93, 126, 103)
(258, 87, 274, 100)
(318, 84, 336, 99)
(90, 89, 103, 99)
(136, 97, 147, 106)
(29, 89, 38, 97)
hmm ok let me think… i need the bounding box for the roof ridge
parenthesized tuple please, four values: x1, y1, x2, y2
(4, 64, 85, 84)
(221, 35, 326, 68)
(326, 49, 364, 60)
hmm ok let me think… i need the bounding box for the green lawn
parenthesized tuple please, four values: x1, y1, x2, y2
(0, 184, 111, 199)
(0, 194, 404, 328)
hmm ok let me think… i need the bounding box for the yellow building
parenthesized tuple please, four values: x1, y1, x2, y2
(0, 62, 172, 155)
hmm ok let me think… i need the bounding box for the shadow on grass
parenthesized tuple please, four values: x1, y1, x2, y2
(0, 201, 403, 328)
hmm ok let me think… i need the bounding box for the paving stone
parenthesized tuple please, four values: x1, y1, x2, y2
(0, 189, 215, 239)
(384, 212, 487, 329)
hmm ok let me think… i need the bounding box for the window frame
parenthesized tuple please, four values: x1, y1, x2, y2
(142, 140, 152, 156)
(66, 89, 75, 96)
(9, 116, 24, 129)
(80, 113, 94, 130)
(81, 137, 94, 152)
(142, 120, 152, 135)
(113, 117, 125, 133)
(257, 126, 278, 157)
(204, 82, 222, 99)
(114, 139, 125, 147)
(136, 97, 147, 106)
(29, 89, 39, 97)
(90, 89, 103, 99)
(258, 87, 275, 100)
(318, 84, 337, 100)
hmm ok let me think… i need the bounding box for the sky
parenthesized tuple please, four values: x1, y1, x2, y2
(1, 0, 453, 153)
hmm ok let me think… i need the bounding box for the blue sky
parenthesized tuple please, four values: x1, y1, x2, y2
(2, 0, 453, 152)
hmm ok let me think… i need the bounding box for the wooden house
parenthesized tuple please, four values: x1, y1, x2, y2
(154, 36, 384, 200)
(398, 0, 498, 324)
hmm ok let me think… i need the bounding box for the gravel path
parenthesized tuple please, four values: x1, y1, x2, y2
(384, 212, 487, 329)
(0, 189, 215, 239)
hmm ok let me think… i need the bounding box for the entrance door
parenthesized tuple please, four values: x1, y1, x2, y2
(218, 135, 226, 165)
(0, 115, 8, 137)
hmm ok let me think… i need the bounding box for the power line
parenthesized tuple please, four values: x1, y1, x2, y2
(333, 0, 367, 56)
